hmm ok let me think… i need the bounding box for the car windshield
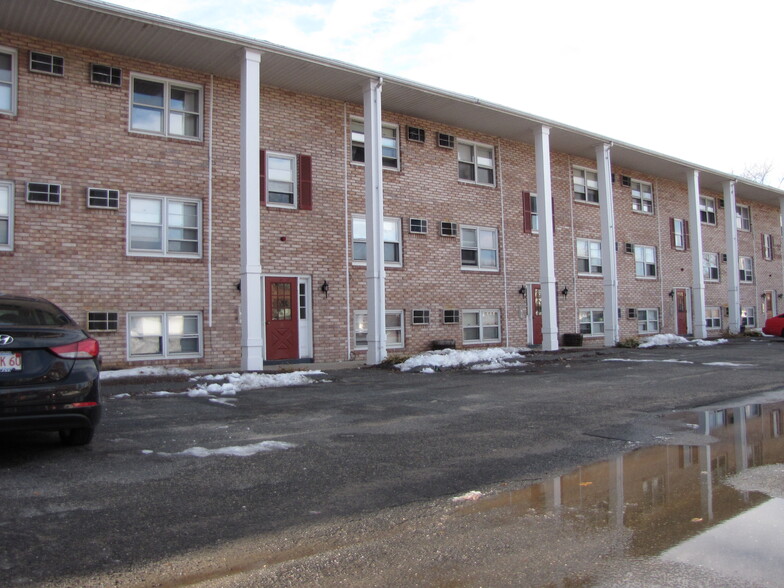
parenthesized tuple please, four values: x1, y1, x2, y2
(0, 301, 73, 327)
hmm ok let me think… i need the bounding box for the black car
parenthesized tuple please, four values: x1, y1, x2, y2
(0, 294, 101, 445)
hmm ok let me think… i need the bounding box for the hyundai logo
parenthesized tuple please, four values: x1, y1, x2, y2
(0, 335, 13, 346)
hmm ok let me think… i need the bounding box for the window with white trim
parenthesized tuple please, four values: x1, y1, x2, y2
(0, 181, 13, 250)
(705, 307, 721, 329)
(739, 256, 754, 283)
(576, 238, 602, 275)
(672, 218, 688, 250)
(130, 74, 202, 139)
(128, 312, 202, 359)
(90, 64, 121, 87)
(460, 226, 498, 270)
(462, 309, 500, 344)
(350, 118, 399, 170)
(457, 140, 495, 186)
(26, 182, 60, 204)
(699, 196, 716, 224)
(573, 167, 599, 203)
(127, 195, 201, 257)
(631, 180, 654, 213)
(742, 307, 756, 328)
(412, 310, 430, 325)
(634, 245, 657, 278)
(637, 308, 659, 334)
(736, 205, 751, 231)
(579, 309, 604, 336)
(29, 51, 63, 75)
(352, 215, 401, 266)
(0, 47, 17, 115)
(763, 234, 774, 260)
(703, 252, 719, 282)
(444, 309, 460, 324)
(354, 310, 404, 350)
(265, 152, 297, 207)
(87, 188, 120, 209)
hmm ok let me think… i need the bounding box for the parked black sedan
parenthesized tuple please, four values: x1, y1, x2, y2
(0, 294, 101, 445)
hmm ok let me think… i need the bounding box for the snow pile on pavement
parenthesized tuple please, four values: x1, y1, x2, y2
(187, 370, 326, 397)
(694, 338, 728, 347)
(152, 440, 295, 458)
(395, 348, 528, 372)
(101, 366, 194, 380)
(452, 490, 483, 502)
(639, 334, 728, 348)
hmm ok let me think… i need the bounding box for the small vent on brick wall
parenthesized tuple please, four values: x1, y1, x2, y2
(722, 253, 728, 262)
(409, 218, 428, 234)
(26, 182, 61, 205)
(407, 126, 425, 143)
(628, 308, 637, 319)
(440, 221, 457, 237)
(87, 311, 118, 332)
(30, 51, 64, 75)
(625, 242, 634, 254)
(437, 133, 455, 149)
(90, 64, 122, 87)
(622, 175, 632, 187)
(87, 188, 120, 209)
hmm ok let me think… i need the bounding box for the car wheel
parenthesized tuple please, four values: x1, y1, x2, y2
(59, 427, 94, 446)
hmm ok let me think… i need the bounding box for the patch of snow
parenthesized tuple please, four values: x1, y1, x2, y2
(159, 440, 295, 458)
(111, 393, 131, 399)
(639, 334, 690, 348)
(603, 358, 693, 364)
(452, 490, 483, 502)
(101, 366, 193, 380)
(420, 367, 435, 374)
(703, 362, 755, 367)
(694, 338, 728, 347)
(208, 398, 238, 407)
(395, 348, 527, 372)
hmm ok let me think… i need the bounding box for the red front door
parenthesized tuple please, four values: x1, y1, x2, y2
(675, 289, 688, 335)
(763, 292, 774, 322)
(532, 284, 543, 345)
(265, 277, 299, 361)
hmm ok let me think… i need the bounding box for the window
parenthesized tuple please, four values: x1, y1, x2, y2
(579, 309, 604, 336)
(91, 64, 122, 87)
(457, 140, 495, 186)
(131, 75, 201, 139)
(462, 310, 501, 344)
(127, 195, 201, 257)
(637, 309, 659, 334)
(87, 188, 120, 209)
(573, 167, 599, 203)
(265, 152, 296, 207)
(763, 234, 774, 260)
(699, 196, 716, 224)
(739, 256, 754, 283)
(128, 312, 202, 359)
(352, 215, 401, 266)
(671, 218, 689, 250)
(0, 47, 17, 115)
(87, 311, 118, 332)
(0, 181, 13, 250)
(409, 218, 427, 234)
(437, 133, 455, 149)
(29, 51, 63, 75)
(354, 310, 404, 349)
(444, 309, 460, 324)
(576, 239, 602, 275)
(407, 126, 425, 142)
(631, 180, 654, 213)
(412, 310, 430, 325)
(705, 307, 722, 329)
(26, 182, 60, 204)
(523, 192, 538, 233)
(460, 226, 498, 270)
(703, 252, 719, 282)
(350, 118, 399, 169)
(440, 221, 457, 237)
(736, 205, 751, 231)
(634, 245, 657, 278)
(742, 307, 756, 328)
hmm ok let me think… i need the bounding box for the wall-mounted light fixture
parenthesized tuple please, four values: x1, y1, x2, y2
(761, 293, 767, 299)
(236, 281, 241, 292)
(668, 290, 674, 298)
(778, 293, 783, 300)
(320, 280, 329, 298)
(518, 285, 527, 298)
(560, 287, 569, 298)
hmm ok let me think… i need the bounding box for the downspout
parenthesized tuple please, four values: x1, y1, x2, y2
(497, 140, 510, 347)
(343, 103, 352, 360)
(207, 75, 214, 328)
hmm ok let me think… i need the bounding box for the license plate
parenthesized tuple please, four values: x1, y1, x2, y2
(0, 351, 22, 372)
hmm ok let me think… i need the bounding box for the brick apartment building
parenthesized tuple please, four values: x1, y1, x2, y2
(2, 0, 783, 370)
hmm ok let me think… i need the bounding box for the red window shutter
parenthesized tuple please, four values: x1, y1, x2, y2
(522, 191, 532, 233)
(683, 220, 690, 250)
(298, 154, 313, 211)
(259, 149, 266, 202)
(669, 217, 676, 249)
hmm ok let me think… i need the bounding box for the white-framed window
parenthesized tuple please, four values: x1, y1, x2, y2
(350, 118, 399, 170)
(29, 51, 63, 76)
(529, 193, 539, 232)
(573, 167, 599, 204)
(409, 218, 428, 234)
(354, 310, 404, 350)
(87, 188, 120, 209)
(672, 218, 687, 250)
(90, 63, 122, 87)
(736, 205, 751, 231)
(579, 309, 604, 336)
(705, 307, 722, 329)
(412, 310, 430, 325)
(631, 180, 654, 213)
(127, 194, 201, 258)
(130, 74, 202, 139)
(0, 181, 13, 251)
(462, 309, 501, 344)
(703, 252, 719, 282)
(742, 307, 756, 328)
(634, 245, 657, 278)
(0, 46, 17, 115)
(265, 152, 297, 208)
(763, 234, 774, 260)
(576, 238, 602, 275)
(460, 226, 498, 270)
(457, 140, 495, 186)
(128, 312, 202, 359)
(739, 256, 754, 283)
(352, 215, 402, 266)
(699, 196, 716, 224)
(26, 182, 60, 205)
(444, 309, 460, 324)
(637, 308, 659, 334)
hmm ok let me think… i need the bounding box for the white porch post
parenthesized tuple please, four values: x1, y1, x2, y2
(596, 143, 618, 346)
(687, 170, 707, 339)
(239, 48, 263, 371)
(535, 125, 559, 350)
(724, 181, 741, 333)
(363, 78, 387, 365)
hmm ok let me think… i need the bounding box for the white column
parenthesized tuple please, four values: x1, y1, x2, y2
(687, 170, 707, 339)
(363, 79, 386, 365)
(724, 181, 741, 333)
(239, 49, 263, 371)
(596, 143, 618, 346)
(535, 125, 559, 351)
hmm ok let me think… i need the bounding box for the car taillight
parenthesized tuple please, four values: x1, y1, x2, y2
(50, 338, 100, 359)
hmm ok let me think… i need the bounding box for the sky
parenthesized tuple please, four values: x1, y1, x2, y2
(107, 0, 784, 187)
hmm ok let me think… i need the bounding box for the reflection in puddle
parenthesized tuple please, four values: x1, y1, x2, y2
(457, 397, 784, 586)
